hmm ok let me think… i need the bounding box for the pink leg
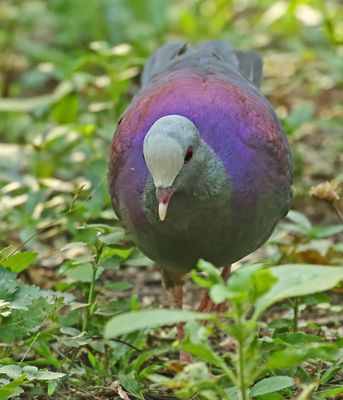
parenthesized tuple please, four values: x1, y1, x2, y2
(198, 264, 231, 313)
(169, 285, 192, 362)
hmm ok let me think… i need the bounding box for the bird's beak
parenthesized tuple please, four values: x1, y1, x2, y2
(156, 186, 175, 221)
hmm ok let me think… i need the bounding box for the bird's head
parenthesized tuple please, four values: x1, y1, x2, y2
(143, 115, 202, 221)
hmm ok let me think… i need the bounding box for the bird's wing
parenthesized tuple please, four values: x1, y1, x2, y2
(141, 40, 263, 88)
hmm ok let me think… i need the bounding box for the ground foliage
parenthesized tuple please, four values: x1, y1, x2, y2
(0, 0, 343, 399)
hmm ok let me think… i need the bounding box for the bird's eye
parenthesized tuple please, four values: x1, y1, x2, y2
(184, 146, 193, 163)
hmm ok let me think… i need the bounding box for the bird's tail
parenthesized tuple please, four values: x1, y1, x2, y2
(141, 40, 263, 88)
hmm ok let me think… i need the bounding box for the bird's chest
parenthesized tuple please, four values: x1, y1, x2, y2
(143, 188, 230, 239)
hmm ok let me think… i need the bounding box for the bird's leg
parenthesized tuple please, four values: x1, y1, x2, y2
(169, 285, 185, 341)
(198, 264, 231, 313)
(169, 285, 192, 362)
(162, 271, 192, 362)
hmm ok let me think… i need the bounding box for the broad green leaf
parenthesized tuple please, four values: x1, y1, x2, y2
(119, 371, 144, 398)
(78, 223, 112, 233)
(34, 370, 65, 380)
(181, 343, 227, 368)
(209, 264, 266, 306)
(274, 332, 324, 346)
(64, 264, 101, 283)
(104, 309, 213, 338)
(266, 343, 337, 369)
(227, 264, 264, 293)
(0, 297, 51, 343)
(21, 366, 38, 380)
(99, 256, 121, 269)
(255, 265, 343, 314)
(48, 380, 60, 396)
(0, 366, 22, 380)
(0, 375, 26, 400)
(210, 284, 233, 303)
(1, 251, 37, 273)
(286, 210, 312, 230)
(251, 376, 295, 396)
(252, 269, 278, 298)
(0, 247, 12, 259)
(310, 225, 343, 238)
(197, 260, 222, 283)
(0, 268, 19, 300)
(225, 387, 239, 400)
(258, 394, 285, 400)
(97, 228, 126, 245)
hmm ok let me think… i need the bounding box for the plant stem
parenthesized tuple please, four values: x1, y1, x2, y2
(238, 339, 249, 400)
(82, 244, 104, 332)
(293, 297, 299, 333)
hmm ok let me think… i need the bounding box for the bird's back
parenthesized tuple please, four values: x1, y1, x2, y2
(141, 41, 263, 89)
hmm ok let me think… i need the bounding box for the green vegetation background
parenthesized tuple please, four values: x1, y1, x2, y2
(0, 1, 342, 399)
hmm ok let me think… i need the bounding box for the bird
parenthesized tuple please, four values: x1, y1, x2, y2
(108, 41, 292, 352)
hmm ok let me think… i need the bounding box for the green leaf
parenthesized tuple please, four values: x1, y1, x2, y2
(197, 260, 222, 283)
(252, 269, 278, 298)
(274, 332, 324, 346)
(251, 376, 295, 396)
(255, 265, 343, 314)
(320, 354, 343, 384)
(65, 264, 99, 283)
(286, 210, 312, 231)
(21, 366, 38, 381)
(181, 343, 227, 368)
(228, 264, 264, 293)
(34, 370, 65, 380)
(266, 343, 338, 369)
(119, 371, 144, 398)
(210, 264, 265, 307)
(78, 223, 112, 233)
(320, 385, 343, 397)
(48, 380, 60, 396)
(97, 228, 126, 245)
(0, 268, 19, 300)
(210, 284, 232, 303)
(0, 297, 51, 343)
(99, 256, 120, 269)
(1, 251, 37, 273)
(0, 366, 22, 380)
(258, 394, 285, 400)
(0, 375, 26, 400)
(310, 225, 343, 238)
(104, 309, 213, 338)
(0, 247, 12, 259)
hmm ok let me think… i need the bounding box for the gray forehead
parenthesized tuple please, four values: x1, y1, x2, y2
(143, 115, 200, 149)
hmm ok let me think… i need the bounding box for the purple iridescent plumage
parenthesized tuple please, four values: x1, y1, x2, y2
(109, 42, 292, 275)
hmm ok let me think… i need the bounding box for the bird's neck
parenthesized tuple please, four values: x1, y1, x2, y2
(191, 141, 230, 199)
